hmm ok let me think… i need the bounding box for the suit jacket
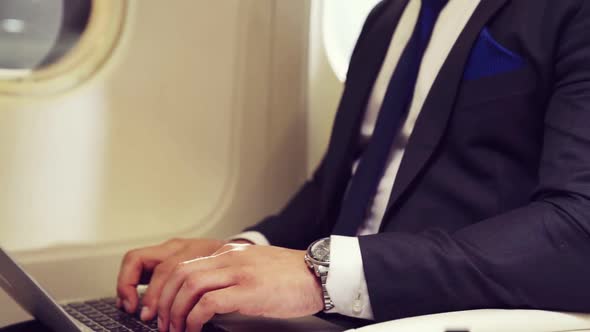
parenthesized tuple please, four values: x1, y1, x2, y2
(247, 0, 590, 322)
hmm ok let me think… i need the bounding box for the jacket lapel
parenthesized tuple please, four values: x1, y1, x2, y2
(382, 0, 510, 228)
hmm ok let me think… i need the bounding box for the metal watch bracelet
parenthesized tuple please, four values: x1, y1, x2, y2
(319, 272, 335, 311)
(305, 237, 335, 312)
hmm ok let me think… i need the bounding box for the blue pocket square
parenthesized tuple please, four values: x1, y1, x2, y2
(463, 28, 526, 81)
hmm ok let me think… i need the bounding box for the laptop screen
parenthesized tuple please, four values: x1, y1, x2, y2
(0, 247, 81, 332)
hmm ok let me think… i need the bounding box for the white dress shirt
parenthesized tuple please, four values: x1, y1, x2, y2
(234, 0, 481, 320)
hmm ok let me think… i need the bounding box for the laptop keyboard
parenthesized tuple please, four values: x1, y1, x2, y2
(63, 298, 157, 332)
(63, 298, 226, 332)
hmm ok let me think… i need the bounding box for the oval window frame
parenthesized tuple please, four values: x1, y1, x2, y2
(0, 0, 129, 97)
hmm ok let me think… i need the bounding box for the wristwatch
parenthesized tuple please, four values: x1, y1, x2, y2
(304, 237, 335, 311)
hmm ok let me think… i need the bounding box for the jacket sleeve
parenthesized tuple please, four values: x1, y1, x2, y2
(245, 1, 389, 250)
(244, 160, 327, 250)
(359, 2, 590, 321)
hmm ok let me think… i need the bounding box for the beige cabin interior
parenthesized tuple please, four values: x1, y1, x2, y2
(0, 0, 337, 325)
(1, 1, 589, 331)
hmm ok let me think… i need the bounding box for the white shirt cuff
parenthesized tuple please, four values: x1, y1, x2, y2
(229, 231, 270, 246)
(325, 235, 374, 320)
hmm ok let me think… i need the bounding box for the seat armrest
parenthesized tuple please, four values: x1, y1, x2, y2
(347, 310, 590, 332)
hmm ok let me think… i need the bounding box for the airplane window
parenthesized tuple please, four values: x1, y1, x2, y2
(0, 0, 127, 96)
(0, 0, 128, 251)
(0, 0, 91, 76)
(322, 0, 381, 82)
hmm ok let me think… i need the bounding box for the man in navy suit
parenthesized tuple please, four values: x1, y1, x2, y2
(116, 1, 590, 331)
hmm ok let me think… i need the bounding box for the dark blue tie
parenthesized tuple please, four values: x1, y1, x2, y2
(332, 0, 449, 236)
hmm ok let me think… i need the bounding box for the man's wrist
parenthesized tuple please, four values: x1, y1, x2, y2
(301, 250, 326, 313)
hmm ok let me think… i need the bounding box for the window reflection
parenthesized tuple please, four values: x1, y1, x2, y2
(0, 0, 91, 71)
(322, 0, 381, 82)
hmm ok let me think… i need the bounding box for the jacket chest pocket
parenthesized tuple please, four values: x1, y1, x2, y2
(454, 27, 537, 110)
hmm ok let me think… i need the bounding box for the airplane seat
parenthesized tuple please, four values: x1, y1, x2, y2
(347, 310, 590, 332)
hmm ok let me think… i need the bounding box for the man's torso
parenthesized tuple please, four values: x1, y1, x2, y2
(317, 0, 582, 236)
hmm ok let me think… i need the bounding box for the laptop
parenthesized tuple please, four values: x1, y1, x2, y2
(0, 247, 345, 332)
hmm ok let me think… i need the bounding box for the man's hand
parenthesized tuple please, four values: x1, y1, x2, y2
(117, 238, 228, 320)
(156, 244, 324, 332)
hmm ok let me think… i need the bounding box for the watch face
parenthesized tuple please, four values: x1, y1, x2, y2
(311, 238, 330, 263)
